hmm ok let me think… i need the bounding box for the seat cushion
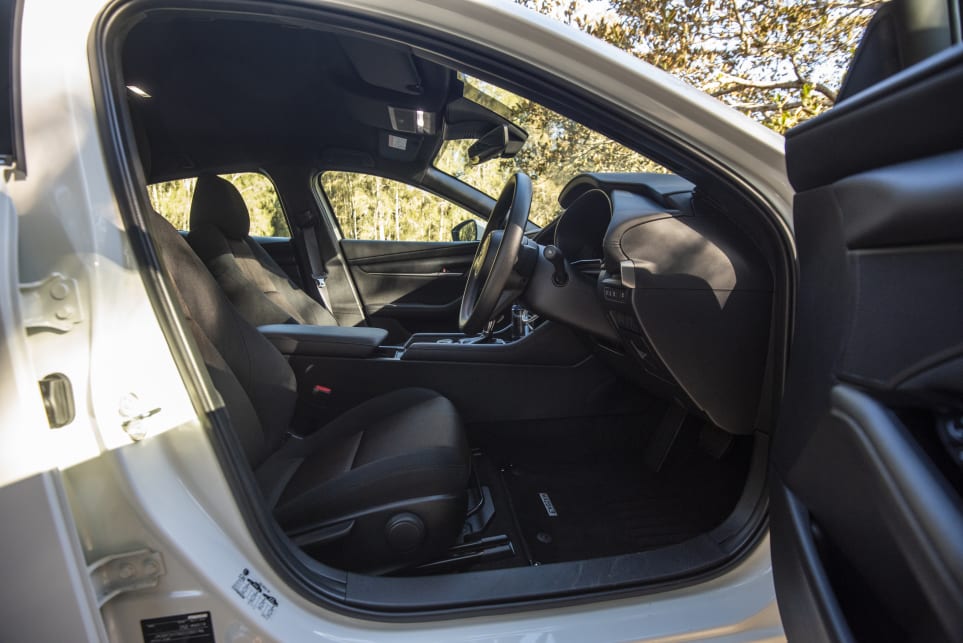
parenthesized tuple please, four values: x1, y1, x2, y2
(258, 387, 469, 528)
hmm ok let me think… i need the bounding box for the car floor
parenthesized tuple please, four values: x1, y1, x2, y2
(462, 411, 753, 568)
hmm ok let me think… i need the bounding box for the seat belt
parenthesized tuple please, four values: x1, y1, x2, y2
(293, 209, 333, 314)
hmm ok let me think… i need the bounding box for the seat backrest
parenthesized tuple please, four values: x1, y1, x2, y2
(146, 207, 297, 468)
(187, 175, 337, 327)
(131, 113, 295, 466)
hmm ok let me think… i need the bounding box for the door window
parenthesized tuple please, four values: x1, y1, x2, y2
(320, 172, 484, 242)
(147, 172, 290, 237)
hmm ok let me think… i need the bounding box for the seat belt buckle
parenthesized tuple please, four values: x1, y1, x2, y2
(313, 273, 327, 289)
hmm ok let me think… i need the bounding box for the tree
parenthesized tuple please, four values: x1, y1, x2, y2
(519, 0, 879, 132)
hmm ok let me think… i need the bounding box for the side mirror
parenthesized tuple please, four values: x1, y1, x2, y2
(451, 219, 485, 242)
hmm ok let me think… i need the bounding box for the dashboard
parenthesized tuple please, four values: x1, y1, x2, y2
(551, 173, 773, 435)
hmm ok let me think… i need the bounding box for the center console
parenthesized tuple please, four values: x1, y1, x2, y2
(255, 318, 631, 434)
(258, 307, 581, 367)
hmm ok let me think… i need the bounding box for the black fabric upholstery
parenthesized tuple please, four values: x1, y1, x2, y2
(146, 209, 296, 466)
(187, 175, 338, 327)
(261, 388, 468, 527)
(144, 208, 469, 570)
(190, 174, 250, 239)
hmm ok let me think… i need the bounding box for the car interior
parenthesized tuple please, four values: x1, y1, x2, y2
(109, 2, 792, 610)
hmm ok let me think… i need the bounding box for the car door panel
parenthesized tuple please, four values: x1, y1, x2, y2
(341, 239, 477, 330)
(773, 10, 963, 640)
(785, 50, 963, 192)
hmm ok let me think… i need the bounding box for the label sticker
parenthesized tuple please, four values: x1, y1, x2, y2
(232, 568, 278, 620)
(387, 134, 408, 151)
(539, 492, 558, 517)
(141, 611, 214, 643)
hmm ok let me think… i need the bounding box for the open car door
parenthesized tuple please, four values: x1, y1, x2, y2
(772, 1, 963, 641)
(0, 0, 106, 639)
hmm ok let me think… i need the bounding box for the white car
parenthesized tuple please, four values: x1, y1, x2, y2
(1, 0, 961, 641)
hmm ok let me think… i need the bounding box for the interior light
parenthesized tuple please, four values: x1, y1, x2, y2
(387, 106, 436, 134)
(126, 85, 152, 99)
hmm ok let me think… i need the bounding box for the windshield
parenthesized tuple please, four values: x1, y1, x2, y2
(435, 76, 666, 227)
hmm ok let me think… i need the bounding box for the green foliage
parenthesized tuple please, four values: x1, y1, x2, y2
(321, 172, 484, 242)
(227, 173, 290, 237)
(520, 0, 879, 132)
(148, 173, 290, 237)
(147, 178, 194, 231)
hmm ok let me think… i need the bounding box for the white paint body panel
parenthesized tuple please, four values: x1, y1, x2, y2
(2, 0, 791, 640)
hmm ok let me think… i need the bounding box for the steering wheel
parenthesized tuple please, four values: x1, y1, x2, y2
(459, 172, 533, 334)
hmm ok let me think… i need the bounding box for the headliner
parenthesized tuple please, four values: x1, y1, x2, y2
(123, 14, 468, 181)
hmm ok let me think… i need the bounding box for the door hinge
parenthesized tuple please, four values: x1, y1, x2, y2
(20, 273, 84, 332)
(89, 548, 166, 607)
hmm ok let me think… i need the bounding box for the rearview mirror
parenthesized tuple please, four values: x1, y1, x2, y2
(452, 219, 485, 242)
(467, 125, 525, 165)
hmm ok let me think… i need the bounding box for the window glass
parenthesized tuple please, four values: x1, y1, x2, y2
(147, 172, 290, 237)
(320, 172, 484, 242)
(434, 75, 667, 227)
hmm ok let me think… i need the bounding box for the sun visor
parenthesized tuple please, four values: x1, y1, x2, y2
(339, 36, 423, 95)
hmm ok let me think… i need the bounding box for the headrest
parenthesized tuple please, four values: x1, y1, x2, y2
(190, 175, 251, 239)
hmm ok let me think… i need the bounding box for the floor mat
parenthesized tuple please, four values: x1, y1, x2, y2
(498, 442, 751, 564)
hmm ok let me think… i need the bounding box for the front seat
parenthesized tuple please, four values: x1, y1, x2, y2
(187, 174, 338, 327)
(145, 205, 469, 573)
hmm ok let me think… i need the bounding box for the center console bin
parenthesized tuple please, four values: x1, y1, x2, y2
(258, 324, 389, 358)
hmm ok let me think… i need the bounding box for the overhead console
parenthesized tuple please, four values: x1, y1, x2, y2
(557, 173, 773, 434)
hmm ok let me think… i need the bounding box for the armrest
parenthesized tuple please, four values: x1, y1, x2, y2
(257, 324, 388, 358)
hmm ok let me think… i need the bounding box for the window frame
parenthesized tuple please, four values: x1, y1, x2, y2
(318, 169, 487, 243)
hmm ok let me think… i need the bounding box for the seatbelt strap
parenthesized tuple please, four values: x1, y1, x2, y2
(294, 210, 333, 314)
